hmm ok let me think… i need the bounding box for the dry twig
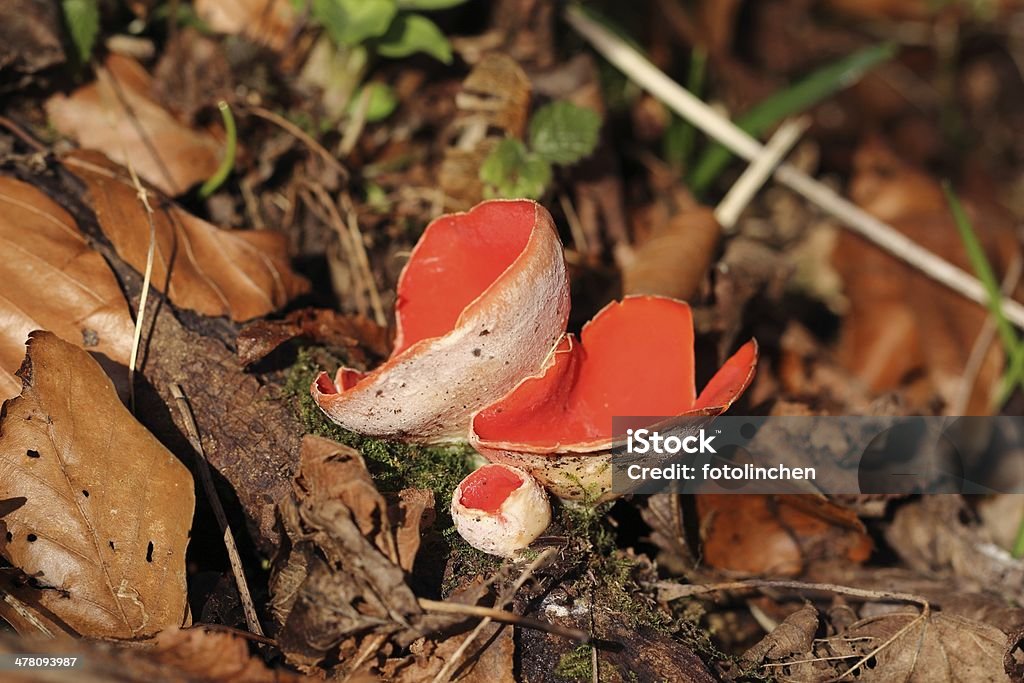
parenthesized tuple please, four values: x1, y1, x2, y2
(566, 6, 1024, 329)
(170, 384, 265, 638)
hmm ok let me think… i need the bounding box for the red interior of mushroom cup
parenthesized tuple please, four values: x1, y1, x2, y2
(393, 200, 537, 356)
(473, 297, 756, 448)
(459, 464, 525, 513)
(474, 297, 695, 445)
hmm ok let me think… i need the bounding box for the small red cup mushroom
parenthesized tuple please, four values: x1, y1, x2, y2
(451, 463, 552, 557)
(312, 200, 570, 443)
(469, 296, 758, 502)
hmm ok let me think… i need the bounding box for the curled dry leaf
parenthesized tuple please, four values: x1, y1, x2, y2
(0, 332, 193, 639)
(312, 199, 569, 443)
(0, 177, 133, 402)
(193, 0, 297, 52)
(271, 435, 453, 670)
(622, 205, 721, 301)
(741, 603, 818, 666)
(696, 494, 872, 576)
(237, 308, 390, 368)
(46, 54, 222, 196)
(65, 150, 310, 322)
(471, 296, 757, 501)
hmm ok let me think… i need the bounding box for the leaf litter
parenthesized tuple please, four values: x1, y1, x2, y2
(2, 0, 1024, 680)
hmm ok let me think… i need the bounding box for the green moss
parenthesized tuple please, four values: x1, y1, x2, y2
(441, 528, 502, 595)
(555, 645, 593, 681)
(285, 348, 476, 515)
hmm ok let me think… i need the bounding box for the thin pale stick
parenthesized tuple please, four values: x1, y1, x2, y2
(565, 6, 1024, 329)
(244, 105, 348, 179)
(417, 598, 590, 643)
(714, 117, 809, 231)
(2, 591, 54, 638)
(341, 193, 387, 325)
(170, 384, 265, 637)
(124, 162, 157, 415)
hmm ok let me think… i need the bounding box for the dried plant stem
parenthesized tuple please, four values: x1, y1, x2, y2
(340, 193, 387, 325)
(431, 549, 557, 683)
(565, 6, 1024, 329)
(2, 590, 54, 638)
(0, 115, 47, 153)
(244, 105, 348, 179)
(714, 117, 809, 231)
(170, 384, 264, 638)
(124, 161, 157, 415)
(952, 253, 1023, 415)
(417, 599, 589, 643)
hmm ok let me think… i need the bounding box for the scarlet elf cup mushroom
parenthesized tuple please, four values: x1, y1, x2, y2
(450, 463, 552, 557)
(470, 296, 758, 502)
(311, 199, 570, 443)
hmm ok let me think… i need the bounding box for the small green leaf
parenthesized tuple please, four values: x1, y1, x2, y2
(529, 101, 602, 166)
(397, 0, 469, 9)
(349, 82, 399, 122)
(376, 13, 452, 63)
(480, 138, 552, 200)
(62, 0, 100, 63)
(312, 0, 397, 47)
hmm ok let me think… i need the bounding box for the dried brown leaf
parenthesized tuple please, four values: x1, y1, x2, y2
(0, 177, 133, 402)
(622, 205, 721, 301)
(385, 623, 515, 683)
(193, 0, 297, 52)
(742, 603, 818, 666)
(697, 494, 872, 576)
(0, 332, 194, 639)
(46, 54, 222, 196)
(65, 150, 310, 322)
(271, 435, 451, 670)
(237, 308, 390, 368)
(835, 139, 1019, 413)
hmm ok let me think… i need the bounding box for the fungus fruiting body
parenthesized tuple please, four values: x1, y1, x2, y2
(451, 463, 552, 557)
(470, 296, 758, 501)
(312, 200, 570, 443)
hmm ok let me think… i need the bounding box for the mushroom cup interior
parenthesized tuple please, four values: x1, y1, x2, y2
(393, 200, 538, 355)
(473, 297, 757, 449)
(458, 464, 525, 513)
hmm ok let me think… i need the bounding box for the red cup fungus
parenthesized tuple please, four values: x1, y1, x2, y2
(451, 463, 552, 557)
(311, 199, 570, 443)
(469, 296, 758, 501)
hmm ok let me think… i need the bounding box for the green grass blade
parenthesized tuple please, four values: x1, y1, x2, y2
(663, 47, 707, 171)
(943, 184, 1024, 405)
(199, 101, 237, 198)
(689, 42, 896, 193)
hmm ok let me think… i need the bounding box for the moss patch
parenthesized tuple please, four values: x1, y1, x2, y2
(285, 348, 476, 516)
(555, 645, 593, 681)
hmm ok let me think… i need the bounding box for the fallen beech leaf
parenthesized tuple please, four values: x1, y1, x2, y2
(834, 140, 1019, 413)
(194, 0, 297, 52)
(271, 435, 453, 669)
(622, 205, 721, 301)
(0, 332, 193, 638)
(471, 296, 757, 501)
(822, 612, 1010, 682)
(696, 494, 872, 576)
(46, 54, 221, 196)
(312, 199, 569, 444)
(237, 308, 390, 368)
(742, 603, 818, 666)
(148, 628, 306, 683)
(0, 0, 64, 76)
(65, 150, 310, 322)
(0, 177, 133, 401)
